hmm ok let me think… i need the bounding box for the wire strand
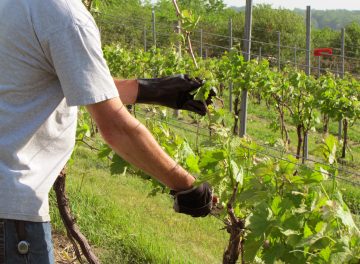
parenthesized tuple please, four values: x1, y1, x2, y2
(135, 110, 360, 186)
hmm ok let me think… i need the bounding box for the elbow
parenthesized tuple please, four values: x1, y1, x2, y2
(99, 127, 117, 147)
(97, 118, 134, 148)
(97, 120, 121, 147)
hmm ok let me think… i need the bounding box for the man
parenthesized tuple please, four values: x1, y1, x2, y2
(0, 0, 213, 263)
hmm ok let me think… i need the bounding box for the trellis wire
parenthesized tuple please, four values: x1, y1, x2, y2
(138, 109, 360, 178)
(135, 110, 360, 187)
(97, 12, 360, 77)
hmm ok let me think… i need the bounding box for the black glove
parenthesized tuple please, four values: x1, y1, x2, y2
(171, 182, 213, 217)
(136, 74, 215, 116)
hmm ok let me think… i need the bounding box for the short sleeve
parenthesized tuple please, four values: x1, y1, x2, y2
(42, 22, 119, 106)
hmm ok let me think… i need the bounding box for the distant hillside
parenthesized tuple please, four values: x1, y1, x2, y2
(229, 6, 245, 12)
(229, 6, 360, 30)
(294, 9, 360, 30)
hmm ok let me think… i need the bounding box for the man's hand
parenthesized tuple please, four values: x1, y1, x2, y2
(171, 182, 213, 217)
(136, 74, 215, 116)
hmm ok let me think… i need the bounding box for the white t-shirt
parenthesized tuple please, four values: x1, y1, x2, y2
(0, 0, 119, 222)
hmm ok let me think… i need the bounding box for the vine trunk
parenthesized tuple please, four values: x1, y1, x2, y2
(296, 124, 303, 159)
(54, 169, 100, 264)
(341, 118, 348, 158)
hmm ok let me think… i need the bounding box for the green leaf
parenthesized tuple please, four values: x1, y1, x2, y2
(280, 228, 300, 236)
(315, 221, 326, 233)
(319, 246, 331, 262)
(110, 154, 130, 175)
(271, 195, 282, 216)
(185, 154, 200, 174)
(238, 190, 269, 205)
(247, 203, 273, 237)
(98, 144, 112, 159)
(333, 201, 359, 231)
(263, 243, 285, 263)
(244, 235, 264, 263)
(199, 149, 226, 169)
(230, 160, 244, 185)
(303, 222, 313, 238)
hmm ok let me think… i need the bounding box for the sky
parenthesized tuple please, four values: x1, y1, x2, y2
(222, 0, 360, 10)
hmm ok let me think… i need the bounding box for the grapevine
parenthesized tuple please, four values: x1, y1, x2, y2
(99, 25, 360, 264)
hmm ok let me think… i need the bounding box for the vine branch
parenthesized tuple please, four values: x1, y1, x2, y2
(172, 0, 199, 69)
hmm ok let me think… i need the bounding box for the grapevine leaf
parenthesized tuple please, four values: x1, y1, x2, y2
(271, 195, 282, 216)
(247, 203, 273, 237)
(98, 144, 112, 159)
(245, 203, 274, 262)
(334, 201, 359, 231)
(238, 190, 269, 205)
(230, 160, 243, 185)
(110, 154, 130, 175)
(185, 154, 200, 174)
(303, 222, 313, 238)
(263, 243, 285, 263)
(199, 149, 226, 169)
(319, 246, 331, 262)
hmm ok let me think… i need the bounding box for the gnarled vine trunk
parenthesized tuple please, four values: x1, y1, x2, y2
(54, 169, 100, 264)
(276, 104, 290, 147)
(323, 114, 329, 134)
(341, 118, 348, 158)
(222, 184, 245, 264)
(296, 124, 303, 159)
(223, 220, 245, 264)
(302, 129, 308, 164)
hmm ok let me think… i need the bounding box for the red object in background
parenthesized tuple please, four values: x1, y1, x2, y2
(314, 48, 333, 56)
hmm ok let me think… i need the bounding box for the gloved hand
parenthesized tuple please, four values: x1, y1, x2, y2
(171, 182, 213, 217)
(136, 74, 215, 116)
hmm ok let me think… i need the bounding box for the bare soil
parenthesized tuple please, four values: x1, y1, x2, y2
(53, 231, 82, 264)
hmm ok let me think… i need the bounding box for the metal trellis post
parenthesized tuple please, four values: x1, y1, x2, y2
(240, 0, 253, 137)
(177, 20, 182, 57)
(277, 31, 281, 69)
(152, 9, 156, 48)
(144, 26, 147, 52)
(259, 46, 262, 61)
(303, 6, 311, 163)
(339, 28, 346, 140)
(200, 28, 203, 58)
(229, 18, 233, 112)
(174, 20, 182, 118)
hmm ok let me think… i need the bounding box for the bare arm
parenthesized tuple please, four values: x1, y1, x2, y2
(113, 79, 138, 104)
(86, 96, 195, 191)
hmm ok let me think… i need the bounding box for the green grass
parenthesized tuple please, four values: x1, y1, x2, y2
(50, 147, 228, 264)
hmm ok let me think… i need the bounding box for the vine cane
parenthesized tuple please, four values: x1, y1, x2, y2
(54, 168, 100, 264)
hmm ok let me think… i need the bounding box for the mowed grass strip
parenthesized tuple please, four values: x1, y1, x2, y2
(50, 147, 227, 264)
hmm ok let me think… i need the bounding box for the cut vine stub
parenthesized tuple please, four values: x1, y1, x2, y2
(223, 219, 245, 264)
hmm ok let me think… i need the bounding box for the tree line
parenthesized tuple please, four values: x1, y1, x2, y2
(83, 0, 360, 74)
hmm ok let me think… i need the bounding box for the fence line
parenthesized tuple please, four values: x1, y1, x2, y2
(96, 12, 360, 77)
(135, 110, 360, 186)
(134, 109, 360, 177)
(98, 12, 360, 186)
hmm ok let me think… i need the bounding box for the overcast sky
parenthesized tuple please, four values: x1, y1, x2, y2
(223, 0, 360, 10)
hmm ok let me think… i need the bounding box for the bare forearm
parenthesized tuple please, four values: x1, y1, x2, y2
(87, 98, 195, 191)
(113, 79, 138, 104)
(109, 120, 194, 190)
